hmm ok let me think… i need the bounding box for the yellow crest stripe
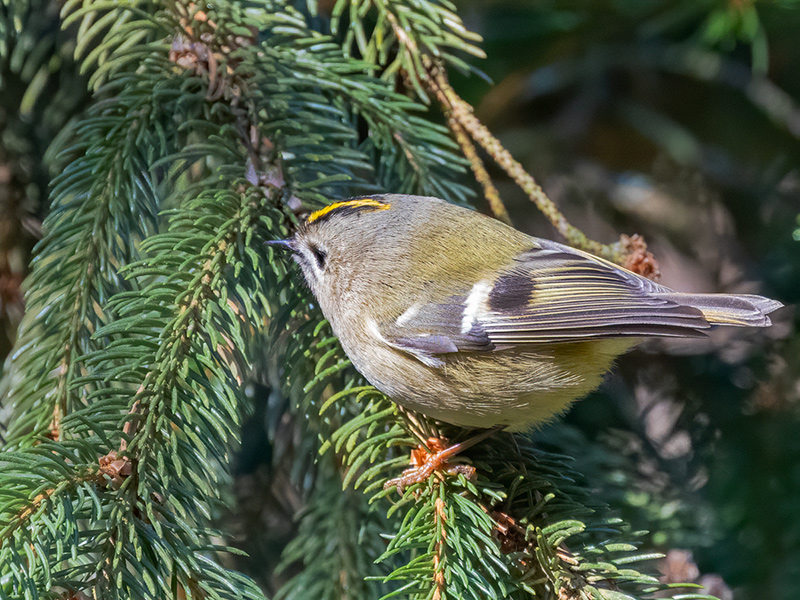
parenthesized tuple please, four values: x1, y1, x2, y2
(307, 198, 391, 224)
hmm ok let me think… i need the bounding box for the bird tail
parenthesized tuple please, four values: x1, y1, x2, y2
(658, 292, 783, 327)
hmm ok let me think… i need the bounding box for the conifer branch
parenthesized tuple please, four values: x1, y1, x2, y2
(251, 7, 473, 206)
(1, 76, 163, 444)
(0, 2, 721, 599)
(0, 454, 101, 547)
(330, 0, 485, 98)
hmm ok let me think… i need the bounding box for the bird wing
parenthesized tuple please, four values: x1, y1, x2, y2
(379, 239, 711, 366)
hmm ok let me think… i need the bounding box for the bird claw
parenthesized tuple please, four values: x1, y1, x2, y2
(384, 437, 476, 493)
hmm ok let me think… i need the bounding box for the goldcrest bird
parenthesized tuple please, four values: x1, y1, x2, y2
(271, 194, 782, 430)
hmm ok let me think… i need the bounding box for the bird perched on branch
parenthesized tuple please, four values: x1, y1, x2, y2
(270, 194, 782, 485)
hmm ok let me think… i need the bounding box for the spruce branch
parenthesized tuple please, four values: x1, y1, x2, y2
(0, 2, 728, 599)
(275, 454, 393, 600)
(250, 7, 473, 207)
(0, 447, 102, 548)
(3, 0, 290, 596)
(311, 395, 709, 600)
(373, 476, 511, 600)
(328, 0, 485, 99)
(78, 180, 282, 598)
(0, 67, 168, 444)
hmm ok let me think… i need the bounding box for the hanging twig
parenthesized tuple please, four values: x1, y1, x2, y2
(447, 116, 512, 225)
(420, 57, 660, 279)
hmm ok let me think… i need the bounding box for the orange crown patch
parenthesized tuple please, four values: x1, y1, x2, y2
(307, 198, 391, 224)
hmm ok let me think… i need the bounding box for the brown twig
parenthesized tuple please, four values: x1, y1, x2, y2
(432, 496, 447, 600)
(421, 58, 660, 278)
(414, 56, 511, 225)
(427, 63, 609, 255)
(4, 466, 105, 547)
(447, 116, 512, 225)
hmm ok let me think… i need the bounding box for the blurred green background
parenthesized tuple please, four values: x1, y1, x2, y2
(1, 1, 798, 598)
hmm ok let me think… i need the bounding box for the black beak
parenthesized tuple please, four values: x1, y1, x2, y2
(266, 238, 297, 252)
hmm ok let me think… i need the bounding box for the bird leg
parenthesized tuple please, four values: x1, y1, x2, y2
(385, 427, 501, 493)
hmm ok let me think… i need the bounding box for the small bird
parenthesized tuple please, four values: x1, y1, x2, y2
(271, 194, 782, 431)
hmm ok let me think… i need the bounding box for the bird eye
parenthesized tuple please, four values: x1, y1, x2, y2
(311, 246, 327, 269)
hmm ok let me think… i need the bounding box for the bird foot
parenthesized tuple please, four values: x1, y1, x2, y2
(384, 437, 476, 493)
